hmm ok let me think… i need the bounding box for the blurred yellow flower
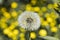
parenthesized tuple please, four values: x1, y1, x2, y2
(0, 17, 7, 22)
(50, 12, 59, 19)
(3, 12, 11, 19)
(3, 28, 11, 35)
(19, 33, 25, 38)
(47, 4, 53, 9)
(8, 32, 14, 38)
(11, 11, 18, 18)
(53, 3, 58, 9)
(11, 2, 18, 8)
(51, 27, 58, 32)
(11, 21, 18, 26)
(1, 8, 7, 12)
(0, 22, 8, 29)
(38, 11, 43, 17)
(46, 17, 53, 23)
(33, 7, 40, 12)
(50, 22, 56, 27)
(20, 38, 25, 40)
(45, 13, 50, 17)
(40, 17, 44, 23)
(39, 29, 47, 37)
(9, 24, 16, 30)
(31, 0, 37, 5)
(42, 21, 49, 26)
(41, 7, 47, 12)
(12, 37, 17, 40)
(13, 29, 19, 36)
(25, 4, 32, 11)
(30, 32, 36, 39)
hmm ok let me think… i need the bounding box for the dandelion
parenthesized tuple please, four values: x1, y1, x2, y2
(18, 11, 40, 31)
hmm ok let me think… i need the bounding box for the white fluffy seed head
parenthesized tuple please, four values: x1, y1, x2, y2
(18, 11, 40, 31)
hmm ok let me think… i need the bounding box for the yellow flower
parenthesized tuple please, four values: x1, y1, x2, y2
(53, 3, 58, 9)
(3, 12, 11, 19)
(33, 7, 40, 12)
(12, 37, 17, 40)
(19, 33, 25, 38)
(3, 28, 11, 35)
(11, 11, 18, 18)
(50, 12, 59, 19)
(13, 29, 19, 36)
(1, 8, 7, 12)
(40, 17, 44, 23)
(47, 4, 53, 9)
(8, 32, 14, 38)
(9, 24, 16, 30)
(20, 38, 25, 40)
(11, 2, 18, 8)
(0, 17, 7, 22)
(0, 22, 7, 29)
(45, 13, 50, 17)
(38, 11, 43, 17)
(39, 29, 47, 37)
(50, 22, 56, 27)
(41, 7, 47, 12)
(25, 4, 32, 11)
(14, 21, 19, 26)
(51, 27, 58, 32)
(42, 21, 48, 26)
(7, 30, 19, 38)
(30, 32, 36, 39)
(46, 17, 53, 23)
(31, 0, 37, 5)
(11, 21, 18, 26)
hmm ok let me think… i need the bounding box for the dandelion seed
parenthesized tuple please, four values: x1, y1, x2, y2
(18, 11, 40, 31)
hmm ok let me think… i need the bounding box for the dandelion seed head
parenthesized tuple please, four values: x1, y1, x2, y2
(18, 11, 40, 31)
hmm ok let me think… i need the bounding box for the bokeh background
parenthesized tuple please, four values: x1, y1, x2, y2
(0, 0, 60, 40)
